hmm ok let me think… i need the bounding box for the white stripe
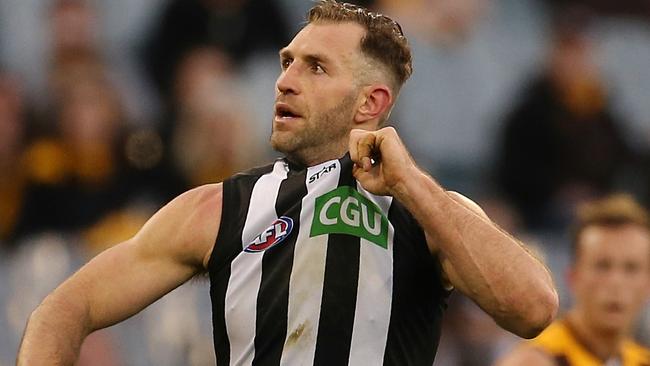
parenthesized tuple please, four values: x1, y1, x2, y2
(224, 160, 288, 366)
(280, 159, 341, 366)
(348, 183, 394, 365)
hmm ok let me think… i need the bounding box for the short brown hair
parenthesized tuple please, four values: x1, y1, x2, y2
(307, 0, 412, 91)
(571, 194, 650, 260)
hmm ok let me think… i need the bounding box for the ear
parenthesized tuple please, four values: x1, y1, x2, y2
(354, 85, 393, 125)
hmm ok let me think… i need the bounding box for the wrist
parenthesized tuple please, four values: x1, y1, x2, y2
(389, 166, 444, 202)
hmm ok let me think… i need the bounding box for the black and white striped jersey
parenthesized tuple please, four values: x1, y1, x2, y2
(208, 154, 450, 366)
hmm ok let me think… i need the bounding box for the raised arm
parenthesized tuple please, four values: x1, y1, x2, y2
(349, 127, 558, 339)
(17, 183, 223, 365)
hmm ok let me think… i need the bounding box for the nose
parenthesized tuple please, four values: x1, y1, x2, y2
(276, 64, 301, 96)
(603, 267, 627, 292)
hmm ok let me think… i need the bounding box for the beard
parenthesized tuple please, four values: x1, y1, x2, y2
(270, 92, 357, 163)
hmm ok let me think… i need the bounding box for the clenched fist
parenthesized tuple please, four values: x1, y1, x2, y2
(349, 127, 422, 197)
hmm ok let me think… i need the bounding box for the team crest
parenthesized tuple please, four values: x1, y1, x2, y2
(244, 216, 294, 253)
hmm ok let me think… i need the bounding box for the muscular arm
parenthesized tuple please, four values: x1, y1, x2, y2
(17, 184, 223, 365)
(350, 128, 558, 339)
(401, 178, 556, 337)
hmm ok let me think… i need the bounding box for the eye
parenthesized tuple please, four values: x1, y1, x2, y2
(311, 63, 325, 74)
(594, 259, 612, 272)
(281, 58, 292, 70)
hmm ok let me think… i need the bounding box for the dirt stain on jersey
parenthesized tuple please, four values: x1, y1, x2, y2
(286, 322, 307, 346)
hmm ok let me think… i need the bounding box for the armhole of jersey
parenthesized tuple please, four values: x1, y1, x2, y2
(206, 162, 276, 275)
(207, 177, 236, 274)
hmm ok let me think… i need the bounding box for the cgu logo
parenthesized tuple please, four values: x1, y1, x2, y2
(309, 163, 337, 184)
(245, 217, 294, 253)
(311, 187, 389, 249)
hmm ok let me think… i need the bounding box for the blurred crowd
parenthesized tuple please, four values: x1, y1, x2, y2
(0, 0, 649, 365)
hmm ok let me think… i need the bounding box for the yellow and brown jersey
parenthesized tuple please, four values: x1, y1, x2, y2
(528, 319, 650, 366)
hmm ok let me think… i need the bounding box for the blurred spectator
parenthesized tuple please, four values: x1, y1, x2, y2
(143, 0, 291, 101)
(169, 46, 261, 186)
(547, 0, 650, 20)
(385, 0, 548, 196)
(14, 53, 135, 240)
(50, 0, 98, 60)
(378, 0, 490, 46)
(48, 0, 159, 122)
(495, 8, 633, 230)
(0, 0, 158, 123)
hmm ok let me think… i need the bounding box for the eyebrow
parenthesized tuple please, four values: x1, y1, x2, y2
(279, 49, 333, 66)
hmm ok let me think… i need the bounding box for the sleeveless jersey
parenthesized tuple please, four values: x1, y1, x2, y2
(208, 154, 450, 366)
(528, 319, 650, 366)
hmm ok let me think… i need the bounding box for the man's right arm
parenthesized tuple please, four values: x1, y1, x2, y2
(17, 183, 223, 365)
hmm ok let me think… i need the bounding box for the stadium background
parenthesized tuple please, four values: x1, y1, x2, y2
(0, 0, 649, 364)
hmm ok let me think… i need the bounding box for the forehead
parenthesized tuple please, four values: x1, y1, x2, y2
(578, 224, 650, 263)
(284, 22, 366, 65)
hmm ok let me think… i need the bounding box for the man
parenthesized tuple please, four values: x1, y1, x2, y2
(18, 1, 558, 365)
(496, 194, 650, 366)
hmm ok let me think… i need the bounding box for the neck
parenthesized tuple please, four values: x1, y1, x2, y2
(566, 310, 625, 362)
(286, 137, 349, 168)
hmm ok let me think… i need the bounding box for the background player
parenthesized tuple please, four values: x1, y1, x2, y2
(495, 194, 650, 365)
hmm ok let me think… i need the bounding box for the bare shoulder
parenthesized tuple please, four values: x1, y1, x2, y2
(135, 183, 223, 270)
(494, 345, 556, 366)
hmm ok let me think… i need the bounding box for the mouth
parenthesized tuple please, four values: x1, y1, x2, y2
(602, 301, 625, 315)
(275, 103, 303, 121)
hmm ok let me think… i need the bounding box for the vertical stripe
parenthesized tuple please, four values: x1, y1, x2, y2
(224, 160, 288, 366)
(280, 160, 342, 365)
(313, 159, 361, 366)
(212, 258, 232, 366)
(211, 164, 275, 366)
(347, 184, 394, 365)
(253, 165, 309, 365)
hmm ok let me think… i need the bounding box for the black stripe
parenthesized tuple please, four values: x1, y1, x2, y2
(209, 163, 274, 366)
(383, 202, 449, 366)
(252, 166, 308, 366)
(210, 263, 232, 366)
(313, 156, 361, 366)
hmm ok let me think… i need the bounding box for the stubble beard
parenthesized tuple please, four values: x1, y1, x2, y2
(271, 93, 356, 165)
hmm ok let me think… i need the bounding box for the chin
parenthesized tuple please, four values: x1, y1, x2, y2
(270, 134, 293, 155)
